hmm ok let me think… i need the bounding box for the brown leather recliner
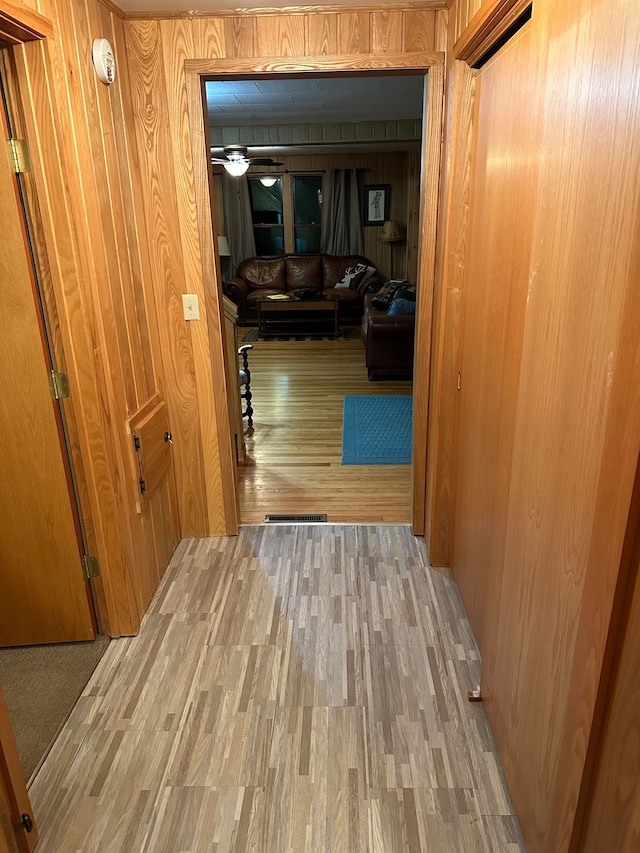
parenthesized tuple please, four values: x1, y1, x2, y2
(223, 253, 384, 324)
(361, 293, 415, 380)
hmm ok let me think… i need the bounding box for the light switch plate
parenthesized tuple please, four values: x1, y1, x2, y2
(182, 294, 200, 320)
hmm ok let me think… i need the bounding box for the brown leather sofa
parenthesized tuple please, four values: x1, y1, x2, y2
(361, 293, 415, 380)
(223, 253, 384, 324)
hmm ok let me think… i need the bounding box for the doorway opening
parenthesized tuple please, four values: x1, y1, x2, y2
(202, 71, 427, 524)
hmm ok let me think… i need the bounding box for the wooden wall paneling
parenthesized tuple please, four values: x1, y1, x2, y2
(183, 53, 239, 534)
(126, 19, 209, 536)
(435, 8, 449, 51)
(108, 11, 163, 405)
(472, 1, 640, 849)
(255, 15, 308, 58)
(337, 13, 371, 55)
(192, 17, 226, 59)
(91, 0, 179, 623)
(402, 9, 436, 52)
(307, 13, 339, 56)
(411, 62, 444, 535)
(53, 0, 148, 623)
(425, 59, 474, 565)
(371, 11, 404, 54)
(578, 460, 640, 852)
(12, 35, 138, 635)
(223, 15, 257, 59)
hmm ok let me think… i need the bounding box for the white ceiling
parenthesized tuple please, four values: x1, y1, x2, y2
(205, 75, 425, 126)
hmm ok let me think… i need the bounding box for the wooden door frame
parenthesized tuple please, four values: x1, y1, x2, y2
(185, 51, 445, 535)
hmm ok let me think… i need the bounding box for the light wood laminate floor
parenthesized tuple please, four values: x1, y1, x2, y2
(29, 526, 525, 852)
(237, 338, 413, 524)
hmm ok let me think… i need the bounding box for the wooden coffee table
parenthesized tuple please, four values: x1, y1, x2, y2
(256, 296, 339, 338)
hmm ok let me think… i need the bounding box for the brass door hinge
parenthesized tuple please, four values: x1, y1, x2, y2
(82, 554, 100, 579)
(6, 138, 31, 173)
(49, 370, 70, 400)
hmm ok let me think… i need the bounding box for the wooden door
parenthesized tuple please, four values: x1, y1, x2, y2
(0, 126, 94, 646)
(0, 689, 36, 853)
(451, 21, 542, 652)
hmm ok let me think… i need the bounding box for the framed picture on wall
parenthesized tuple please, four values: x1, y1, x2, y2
(363, 184, 390, 226)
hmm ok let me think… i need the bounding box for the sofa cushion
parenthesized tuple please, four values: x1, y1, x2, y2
(388, 297, 416, 316)
(371, 281, 406, 310)
(237, 257, 286, 291)
(286, 255, 322, 292)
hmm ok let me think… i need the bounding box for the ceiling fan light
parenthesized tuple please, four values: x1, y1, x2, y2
(259, 176, 278, 187)
(223, 159, 250, 177)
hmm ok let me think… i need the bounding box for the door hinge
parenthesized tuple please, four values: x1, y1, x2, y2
(49, 370, 70, 400)
(6, 138, 31, 173)
(82, 554, 100, 579)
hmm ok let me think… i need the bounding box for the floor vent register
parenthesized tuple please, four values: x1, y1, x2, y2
(264, 514, 328, 524)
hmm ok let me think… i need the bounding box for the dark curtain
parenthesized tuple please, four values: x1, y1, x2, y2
(321, 169, 364, 255)
(222, 172, 256, 272)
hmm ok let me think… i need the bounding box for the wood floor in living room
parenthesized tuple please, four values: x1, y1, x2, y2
(237, 336, 413, 523)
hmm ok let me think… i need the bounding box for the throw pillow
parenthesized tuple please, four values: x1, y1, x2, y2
(372, 280, 404, 310)
(335, 263, 368, 289)
(388, 297, 417, 316)
(395, 286, 416, 302)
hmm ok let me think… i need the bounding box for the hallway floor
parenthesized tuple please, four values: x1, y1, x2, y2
(29, 526, 525, 852)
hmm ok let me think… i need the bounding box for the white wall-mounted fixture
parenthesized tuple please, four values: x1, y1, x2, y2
(259, 176, 278, 187)
(182, 294, 200, 321)
(92, 38, 116, 85)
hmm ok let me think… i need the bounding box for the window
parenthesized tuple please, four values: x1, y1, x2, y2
(293, 175, 322, 253)
(248, 174, 323, 256)
(248, 177, 284, 255)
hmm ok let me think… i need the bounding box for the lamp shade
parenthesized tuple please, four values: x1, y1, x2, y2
(223, 159, 249, 177)
(380, 220, 405, 242)
(217, 235, 231, 257)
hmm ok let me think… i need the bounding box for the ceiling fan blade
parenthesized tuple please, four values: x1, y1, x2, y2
(248, 158, 284, 166)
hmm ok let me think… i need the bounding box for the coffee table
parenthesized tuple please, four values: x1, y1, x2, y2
(256, 296, 339, 339)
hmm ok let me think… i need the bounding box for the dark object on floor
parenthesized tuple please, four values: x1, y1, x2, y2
(361, 292, 415, 380)
(223, 253, 384, 324)
(0, 637, 109, 781)
(238, 343, 253, 429)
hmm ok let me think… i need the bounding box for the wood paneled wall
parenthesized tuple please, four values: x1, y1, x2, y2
(123, 5, 447, 537)
(6, 0, 179, 635)
(430, 0, 640, 850)
(215, 150, 420, 283)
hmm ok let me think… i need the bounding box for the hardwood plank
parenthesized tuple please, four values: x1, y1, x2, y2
(235, 339, 413, 524)
(28, 525, 525, 852)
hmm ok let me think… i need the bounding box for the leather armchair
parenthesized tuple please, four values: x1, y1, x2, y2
(361, 293, 415, 379)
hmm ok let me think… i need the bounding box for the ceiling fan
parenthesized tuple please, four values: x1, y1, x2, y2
(211, 145, 283, 176)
